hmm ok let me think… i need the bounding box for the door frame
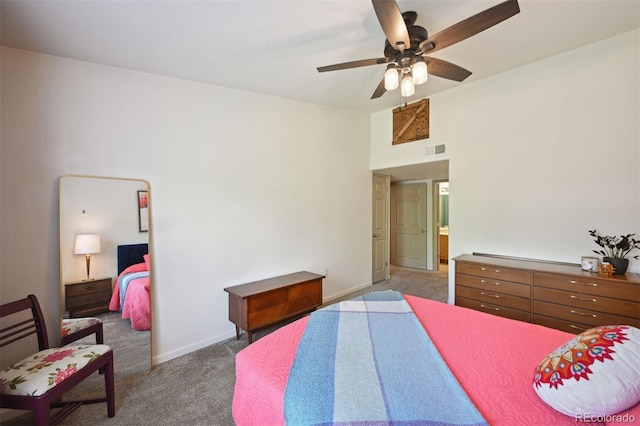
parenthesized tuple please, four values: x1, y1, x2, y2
(432, 179, 448, 270)
(372, 172, 390, 282)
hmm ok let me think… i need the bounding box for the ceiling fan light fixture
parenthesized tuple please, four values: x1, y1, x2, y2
(317, 0, 521, 101)
(401, 73, 414, 97)
(384, 65, 399, 91)
(412, 58, 428, 85)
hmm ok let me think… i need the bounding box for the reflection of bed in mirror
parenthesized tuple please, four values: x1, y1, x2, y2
(109, 243, 151, 331)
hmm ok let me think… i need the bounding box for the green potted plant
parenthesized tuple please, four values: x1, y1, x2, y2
(588, 230, 640, 274)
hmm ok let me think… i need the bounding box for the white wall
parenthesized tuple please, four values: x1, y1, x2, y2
(371, 30, 640, 303)
(0, 48, 372, 365)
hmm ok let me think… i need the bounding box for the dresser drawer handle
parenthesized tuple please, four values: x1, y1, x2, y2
(480, 304, 500, 311)
(480, 292, 501, 299)
(569, 280, 598, 287)
(480, 279, 500, 286)
(569, 324, 587, 332)
(480, 267, 501, 273)
(569, 295, 597, 302)
(570, 309, 597, 318)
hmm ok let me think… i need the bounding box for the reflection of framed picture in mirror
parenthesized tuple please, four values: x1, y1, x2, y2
(137, 190, 149, 232)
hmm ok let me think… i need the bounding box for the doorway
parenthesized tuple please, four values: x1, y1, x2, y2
(371, 160, 449, 282)
(434, 180, 449, 271)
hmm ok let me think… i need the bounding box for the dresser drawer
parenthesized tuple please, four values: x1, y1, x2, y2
(456, 285, 530, 312)
(287, 279, 322, 315)
(66, 291, 111, 309)
(533, 314, 591, 334)
(534, 286, 639, 319)
(534, 272, 640, 300)
(247, 288, 289, 329)
(457, 263, 532, 284)
(533, 300, 640, 328)
(456, 273, 530, 298)
(456, 296, 531, 323)
(66, 279, 111, 297)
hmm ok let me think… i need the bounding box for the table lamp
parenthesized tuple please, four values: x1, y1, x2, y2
(74, 234, 101, 280)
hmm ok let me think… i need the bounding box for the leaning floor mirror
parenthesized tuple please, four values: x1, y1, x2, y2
(59, 175, 153, 374)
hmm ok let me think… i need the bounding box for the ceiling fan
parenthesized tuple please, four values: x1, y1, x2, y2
(317, 0, 520, 99)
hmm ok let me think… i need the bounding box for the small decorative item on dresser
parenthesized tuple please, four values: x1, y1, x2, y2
(588, 229, 640, 274)
(580, 256, 599, 272)
(598, 262, 614, 276)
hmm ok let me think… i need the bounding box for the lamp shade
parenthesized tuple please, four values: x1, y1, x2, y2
(74, 234, 101, 255)
(412, 59, 428, 85)
(384, 65, 399, 91)
(400, 73, 415, 97)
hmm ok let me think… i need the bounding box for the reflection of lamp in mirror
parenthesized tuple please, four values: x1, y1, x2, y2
(74, 234, 101, 281)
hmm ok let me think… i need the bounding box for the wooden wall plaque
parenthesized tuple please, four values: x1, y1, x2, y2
(392, 98, 429, 145)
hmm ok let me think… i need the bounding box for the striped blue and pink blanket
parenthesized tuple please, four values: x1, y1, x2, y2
(284, 290, 487, 425)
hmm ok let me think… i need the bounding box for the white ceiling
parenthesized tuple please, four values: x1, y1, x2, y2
(1, 0, 638, 114)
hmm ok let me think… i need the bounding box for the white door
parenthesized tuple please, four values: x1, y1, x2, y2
(372, 173, 388, 283)
(391, 183, 428, 269)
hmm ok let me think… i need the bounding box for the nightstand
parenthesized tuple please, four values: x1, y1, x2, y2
(65, 277, 113, 318)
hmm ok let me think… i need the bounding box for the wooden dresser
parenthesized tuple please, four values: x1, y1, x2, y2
(224, 271, 324, 344)
(65, 277, 113, 318)
(454, 254, 640, 333)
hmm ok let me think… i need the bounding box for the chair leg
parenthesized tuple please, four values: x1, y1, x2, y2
(96, 325, 104, 345)
(92, 322, 106, 374)
(33, 403, 50, 426)
(97, 323, 105, 374)
(104, 354, 116, 418)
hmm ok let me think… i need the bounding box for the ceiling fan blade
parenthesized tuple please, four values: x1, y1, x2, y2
(419, 0, 520, 54)
(424, 57, 472, 82)
(317, 57, 388, 73)
(371, 78, 386, 99)
(372, 0, 411, 51)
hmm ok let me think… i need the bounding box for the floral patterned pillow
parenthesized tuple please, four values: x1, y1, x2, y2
(0, 344, 110, 397)
(533, 325, 640, 417)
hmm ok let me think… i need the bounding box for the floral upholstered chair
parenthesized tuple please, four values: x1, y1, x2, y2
(0, 294, 115, 424)
(61, 317, 103, 346)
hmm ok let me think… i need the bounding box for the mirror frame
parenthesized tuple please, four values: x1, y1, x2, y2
(59, 174, 154, 368)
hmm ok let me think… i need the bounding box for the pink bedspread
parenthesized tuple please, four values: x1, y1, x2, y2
(108, 263, 151, 331)
(232, 295, 639, 425)
(120, 275, 150, 331)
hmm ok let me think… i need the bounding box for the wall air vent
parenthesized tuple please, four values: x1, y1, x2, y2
(426, 144, 446, 156)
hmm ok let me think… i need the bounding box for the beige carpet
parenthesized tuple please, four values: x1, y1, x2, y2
(3, 265, 447, 426)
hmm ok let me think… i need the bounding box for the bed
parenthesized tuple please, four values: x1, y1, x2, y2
(232, 292, 640, 426)
(108, 243, 151, 331)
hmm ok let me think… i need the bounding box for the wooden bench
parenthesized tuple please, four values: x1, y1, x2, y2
(224, 271, 324, 344)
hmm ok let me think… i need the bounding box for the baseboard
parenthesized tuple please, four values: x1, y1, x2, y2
(152, 329, 236, 365)
(322, 281, 372, 305)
